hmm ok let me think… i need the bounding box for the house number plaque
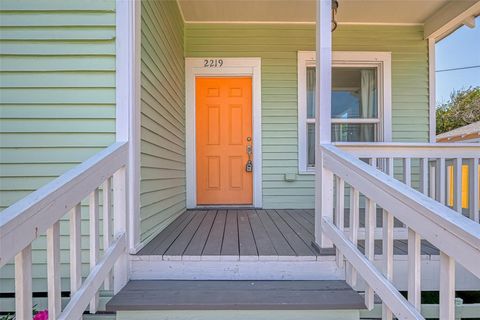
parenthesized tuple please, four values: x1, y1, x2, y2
(203, 59, 223, 68)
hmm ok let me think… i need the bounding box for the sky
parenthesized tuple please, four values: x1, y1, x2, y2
(435, 16, 480, 106)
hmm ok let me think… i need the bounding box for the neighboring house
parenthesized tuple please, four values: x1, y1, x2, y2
(0, 1, 479, 320)
(437, 121, 480, 142)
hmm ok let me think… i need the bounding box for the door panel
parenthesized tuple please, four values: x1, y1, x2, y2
(196, 77, 253, 205)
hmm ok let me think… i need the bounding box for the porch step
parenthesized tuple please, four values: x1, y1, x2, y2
(107, 280, 365, 320)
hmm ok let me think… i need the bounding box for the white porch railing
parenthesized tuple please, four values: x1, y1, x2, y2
(0, 142, 129, 320)
(338, 142, 479, 224)
(321, 143, 480, 320)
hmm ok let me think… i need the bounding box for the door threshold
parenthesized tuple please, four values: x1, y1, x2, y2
(193, 205, 260, 210)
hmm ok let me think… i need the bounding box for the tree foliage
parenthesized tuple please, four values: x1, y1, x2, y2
(436, 86, 480, 134)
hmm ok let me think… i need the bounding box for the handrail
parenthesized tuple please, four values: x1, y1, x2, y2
(0, 142, 128, 268)
(336, 142, 480, 158)
(322, 144, 480, 277)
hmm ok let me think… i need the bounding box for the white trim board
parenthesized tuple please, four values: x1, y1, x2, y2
(428, 38, 436, 143)
(130, 258, 342, 280)
(183, 21, 424, 26)
(115, 0, 141, 253)
(297, 51, 392, 174)
(185, 58, 263, 208)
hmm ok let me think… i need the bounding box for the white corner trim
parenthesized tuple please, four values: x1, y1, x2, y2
(116, 0, 141, 252)
(185, 58, 263, 208)
(297, 51, 392, 173)
(428, 38, 436, 143)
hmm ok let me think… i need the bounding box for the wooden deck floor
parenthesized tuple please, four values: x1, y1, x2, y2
(138, 209, 439, 259)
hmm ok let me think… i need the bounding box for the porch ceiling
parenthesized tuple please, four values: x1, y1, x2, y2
(177, 0, 452, 24)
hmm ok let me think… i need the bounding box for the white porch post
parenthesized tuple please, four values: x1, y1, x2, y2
(314, 0, 334, 249)
(113, 0, 141, 293)
(116, 0, 141, 252)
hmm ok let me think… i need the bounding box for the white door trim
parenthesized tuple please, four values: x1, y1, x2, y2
(185, 57, 262, 208)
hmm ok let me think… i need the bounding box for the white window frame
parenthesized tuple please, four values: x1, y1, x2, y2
(298, 51, 392, 174)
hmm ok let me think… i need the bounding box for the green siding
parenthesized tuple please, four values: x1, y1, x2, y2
(0, 0, 116, 293)
(140, 0, 186, 242)
(185, 24, 429, 208)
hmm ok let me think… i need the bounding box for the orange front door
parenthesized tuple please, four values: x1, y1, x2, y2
(196, 77, 253, 205)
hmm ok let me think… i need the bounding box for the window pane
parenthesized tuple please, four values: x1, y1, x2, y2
(306, 67, 378, 119)
(332, 67, 377, 119)
(332, 123, 376, 142)
(307, 123, 315, 167)
(306, 67, 316, 119)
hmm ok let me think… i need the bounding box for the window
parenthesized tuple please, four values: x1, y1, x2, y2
(298, 51, 392, 172)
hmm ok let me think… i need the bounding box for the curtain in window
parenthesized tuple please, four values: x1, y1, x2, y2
(360, 69, 376, 141)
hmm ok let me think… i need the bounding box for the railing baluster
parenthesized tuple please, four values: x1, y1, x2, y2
(102, 177, 113, 290)
(404, 157, 411, 187)
(15, 245, 32, 320)
(347, 186, 359, 287)
(429, 161, 437, 199)
(471, 158, 479, 223)
(113, 167, 128, 294)
(439, 158, 446, 205)
(370, 157, 377, 169)
(382, 210, 394, 320)
(440, 252, 456, 320)
(387, 157, 394, 177)
(364, 197, 376, 310)
(335, 176, 345, 268)
(70, 204, 82, 295)
(454, 158, 462, 213)
(407, 228, 421, 310)
(421, 158, 429, 195)
(89, 189, 100, 313)
(47, 221, 61, 318)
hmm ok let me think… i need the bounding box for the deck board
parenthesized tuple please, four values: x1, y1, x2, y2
(138, 209, 441, 259)
(183, 210, 217, 258)
(278, 209, 314, 244)
(152, 211, 197, 255)
(221, 209, 240, 257)
(287, 209, 314, 235)
(164, 211, 207, 257)
(202, 210, 227, 257)
(238, 210, 258, 258)
(138, 211, 192, 255)
(106, 280, 366, 311)
(267, 209, 316, 257)
(257, 209, 296, 257)
(248, 210, 278, 257)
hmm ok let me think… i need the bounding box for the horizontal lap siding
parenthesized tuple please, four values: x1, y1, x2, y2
(140, 0, 186, 242)
(185, 24, 428, 208)
(0, 0, 116, 294)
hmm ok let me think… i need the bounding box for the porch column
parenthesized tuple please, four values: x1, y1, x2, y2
(314, 0, 334, 249)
